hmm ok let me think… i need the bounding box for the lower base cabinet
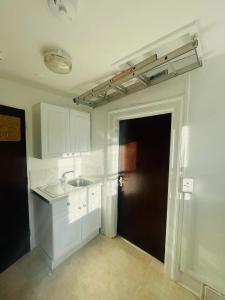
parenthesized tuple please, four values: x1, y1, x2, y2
(82, 210, 101, 240)
(35, 183, 102, 270)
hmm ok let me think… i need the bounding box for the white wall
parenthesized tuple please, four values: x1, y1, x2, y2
(89, 54, 225, 296)
(0, 78, 85, 248)
(180, 54, 225, 295)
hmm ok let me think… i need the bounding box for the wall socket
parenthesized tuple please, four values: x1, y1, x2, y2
(182, 178, 194, 193)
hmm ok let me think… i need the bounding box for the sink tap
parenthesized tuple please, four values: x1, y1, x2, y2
(60, 170, 74, 183)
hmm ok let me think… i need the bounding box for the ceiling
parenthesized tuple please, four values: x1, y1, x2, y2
(0, 0, 224, 96)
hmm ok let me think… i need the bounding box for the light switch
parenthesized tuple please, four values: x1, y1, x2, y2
(182, 178, 194, 193)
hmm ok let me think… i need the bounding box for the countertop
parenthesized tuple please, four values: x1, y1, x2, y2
(31, 177, 102, 204)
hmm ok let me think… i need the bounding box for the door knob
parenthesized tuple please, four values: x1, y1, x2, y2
(118, 176, 125, 187)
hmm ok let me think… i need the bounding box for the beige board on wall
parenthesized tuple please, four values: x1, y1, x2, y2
(0, 114, 21, 141)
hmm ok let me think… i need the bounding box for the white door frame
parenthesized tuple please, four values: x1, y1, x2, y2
(104, 96, 184, 280)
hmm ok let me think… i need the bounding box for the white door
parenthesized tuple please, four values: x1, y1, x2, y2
(70, 110, 90, 153)
(41, 103, 70, 158)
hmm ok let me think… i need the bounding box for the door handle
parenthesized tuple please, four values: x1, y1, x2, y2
(118, 176, 125, 187)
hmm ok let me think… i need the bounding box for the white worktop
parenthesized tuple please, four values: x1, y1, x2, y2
(32, 177, 102, 204)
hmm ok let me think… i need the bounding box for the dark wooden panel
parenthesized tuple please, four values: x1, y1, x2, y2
(118, 113, 171, 262)
(0, 105, 30, 273)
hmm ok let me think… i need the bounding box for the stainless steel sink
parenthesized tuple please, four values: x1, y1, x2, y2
(67, 178, 92, 187)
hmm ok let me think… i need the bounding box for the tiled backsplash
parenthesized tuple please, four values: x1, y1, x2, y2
(29, 156, 81, 188)
(28, 149, 104, 189)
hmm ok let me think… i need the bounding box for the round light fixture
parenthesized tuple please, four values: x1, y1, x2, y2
(43, 49, 72, 74)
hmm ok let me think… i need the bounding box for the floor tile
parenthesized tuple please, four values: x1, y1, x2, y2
(0, 235, 198, 300)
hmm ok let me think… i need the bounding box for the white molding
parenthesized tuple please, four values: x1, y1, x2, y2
(108, 96, 182, 115)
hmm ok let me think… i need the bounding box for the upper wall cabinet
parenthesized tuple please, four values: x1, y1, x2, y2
(32, 103, 90, 159)
(70, 110, 90, 153)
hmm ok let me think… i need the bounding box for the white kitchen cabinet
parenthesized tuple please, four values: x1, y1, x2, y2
(34, 183, 102, 271)
(70, 110, 90, 153)
(32, 103, 90, 158)
(82, 184, 101, 240)
(53, 215, 82, 259)
(32, 103, 70, 158)
(88, 184, 101, 212)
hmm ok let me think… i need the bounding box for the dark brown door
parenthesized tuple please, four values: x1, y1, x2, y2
(117, 113, 171, 262)
(0, 105, 30, 272)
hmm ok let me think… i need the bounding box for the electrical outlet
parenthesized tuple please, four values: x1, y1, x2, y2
(182, 178, 194, 193)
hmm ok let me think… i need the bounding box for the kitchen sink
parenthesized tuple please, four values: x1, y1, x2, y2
(67, 178, 92, 187)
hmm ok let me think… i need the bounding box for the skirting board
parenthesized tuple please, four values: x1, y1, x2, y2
(177, 270, 202, 298)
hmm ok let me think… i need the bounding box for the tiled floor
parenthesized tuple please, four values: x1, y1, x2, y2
(0, 235, 198, 300)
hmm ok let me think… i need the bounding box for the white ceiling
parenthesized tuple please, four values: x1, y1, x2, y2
(0, 0, 224, 96)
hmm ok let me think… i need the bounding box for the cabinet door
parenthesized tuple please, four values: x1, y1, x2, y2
(82, 184, 101, 240)
(53, 190, 87, 259)
(82, 210, 101, 241)
(53, 214, 82, 259)
(41, 103, 70, 158)
(88, 184, 102, 212)
(70, 110, 90, 153)
(68, 188, 87, 220)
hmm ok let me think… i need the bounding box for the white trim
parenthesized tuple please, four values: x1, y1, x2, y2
(178, 280, 201, 298)
(105, 96, 183, 280)
(108, 96, 182, 115)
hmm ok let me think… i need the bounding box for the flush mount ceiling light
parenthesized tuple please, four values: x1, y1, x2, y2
(43, 49, 72, 74)
(48, 0, 78, 22)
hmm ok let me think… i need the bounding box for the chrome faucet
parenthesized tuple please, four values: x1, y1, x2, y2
(60, 170, 74, 183)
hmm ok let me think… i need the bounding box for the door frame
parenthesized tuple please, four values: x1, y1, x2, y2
(105, 96, 184, 280)
(0, 105, 31, 272)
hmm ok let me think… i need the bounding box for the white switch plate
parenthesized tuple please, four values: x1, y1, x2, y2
(182, 178, 194, 193)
